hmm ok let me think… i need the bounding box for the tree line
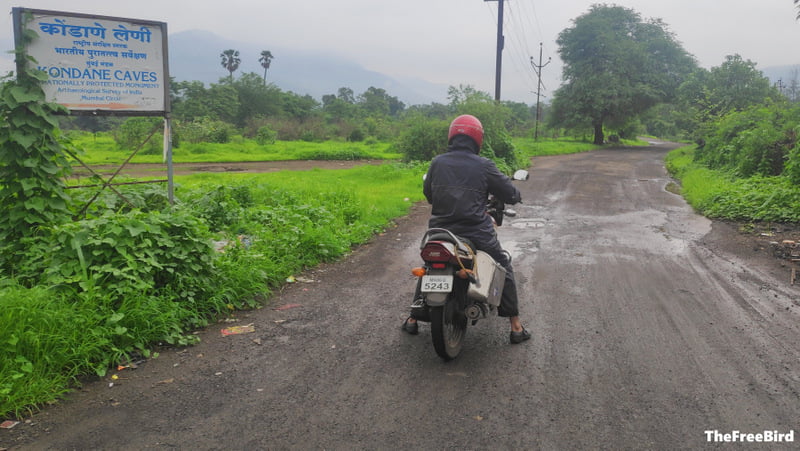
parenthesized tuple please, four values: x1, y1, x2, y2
(62, 4, 800, 181)
(546, 4, 800, 183)
(64, 75, 538, 154)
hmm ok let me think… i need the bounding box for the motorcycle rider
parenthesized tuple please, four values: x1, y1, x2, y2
(402, 114, 531, 344)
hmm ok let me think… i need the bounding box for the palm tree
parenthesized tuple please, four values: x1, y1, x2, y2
(259, 50, 274, 84)
(220, 49, 240, 82)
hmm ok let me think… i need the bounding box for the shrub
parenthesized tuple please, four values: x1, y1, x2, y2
(395, 116, 449, 162)
(696, 103, 799, 178)
(348, 128, 366, 142)
(114, 117, 163, 154)
(176, 117, 235, 144)
(190, 185, 253, 231)
(782, 125, 800, 184)
(255, 125, 278, 145)
(666, 146, 800, 223)
(16, 210, 217, 301)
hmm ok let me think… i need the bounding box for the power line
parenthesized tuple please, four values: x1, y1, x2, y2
(505, 1, 539, 92)
(530, 42, 551, 140)
(484, 0, 505, 101)
(484, 1, 550, 103)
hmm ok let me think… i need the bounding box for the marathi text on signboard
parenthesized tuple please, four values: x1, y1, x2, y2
(15, 9, 169, 114)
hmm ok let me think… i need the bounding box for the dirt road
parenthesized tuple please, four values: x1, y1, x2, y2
(70, 160, 385, 179)
(4, 142, 800, 449)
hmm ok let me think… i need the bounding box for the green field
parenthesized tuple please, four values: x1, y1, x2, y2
(69, 133, 403, 165)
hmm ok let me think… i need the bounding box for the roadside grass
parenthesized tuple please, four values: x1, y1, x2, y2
(0, 283, 96, 417)
(0, 162, 426, 419)
(514, 137, 599, 158)
(665, 146, 800, 223)
(2, 135, 615, 419)
(513, 136, 648, 160)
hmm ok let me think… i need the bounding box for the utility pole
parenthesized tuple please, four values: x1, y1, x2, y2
(485, 0, 505, 101)
(530, 42, 551, 140)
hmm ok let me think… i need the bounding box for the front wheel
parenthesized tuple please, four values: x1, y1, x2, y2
(430, 303, 467, 361)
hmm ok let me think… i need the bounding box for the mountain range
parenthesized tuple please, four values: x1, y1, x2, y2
(168, 30, 450, 106)
(761, 65, 800, 90)
(1, 29, 797, 106)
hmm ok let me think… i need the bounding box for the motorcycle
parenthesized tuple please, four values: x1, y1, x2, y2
(409, 169, 528, 360)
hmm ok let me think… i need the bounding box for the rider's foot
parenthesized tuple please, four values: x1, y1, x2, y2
(510, 328, 531, 344)
(402, 317, 419, 335)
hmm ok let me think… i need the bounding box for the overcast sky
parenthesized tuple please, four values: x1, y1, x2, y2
(2, 0, 799, 103)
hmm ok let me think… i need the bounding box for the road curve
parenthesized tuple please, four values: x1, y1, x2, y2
(4, 142, 800, 449)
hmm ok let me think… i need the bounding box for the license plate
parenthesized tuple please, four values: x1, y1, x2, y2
(421, 275, 453, 292)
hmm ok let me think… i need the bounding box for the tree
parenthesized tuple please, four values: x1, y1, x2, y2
(678, 55, 778, 125)
(357, 86, 405, 117)
(549, 5, 696, 144)
(322, 94, 356, 120)
(447, 84, 486, 108)
(675, 55, 780, 145)
(171, 80, 240, 123)
(282, 91, 320, 121)
(259, 50, 274, 84)
(220, 49, 241, 82)
(337, 87, 355, 104)
(232, 72, 283, 126)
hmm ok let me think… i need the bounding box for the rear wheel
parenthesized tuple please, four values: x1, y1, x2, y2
(430, 302, 467, 361)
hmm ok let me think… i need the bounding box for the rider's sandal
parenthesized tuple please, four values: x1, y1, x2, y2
(402, 317, 419, 335)
(510, 328, 531, 344)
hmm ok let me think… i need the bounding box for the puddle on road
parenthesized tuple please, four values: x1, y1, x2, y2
(502, 239, 540, 261)
(508, 218, 548, 229)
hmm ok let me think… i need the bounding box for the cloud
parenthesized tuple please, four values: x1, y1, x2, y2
(1, 0, 799, 103)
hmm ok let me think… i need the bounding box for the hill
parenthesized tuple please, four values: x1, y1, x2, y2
(762, 64, 800, 90)
(168, 30, 448, 106)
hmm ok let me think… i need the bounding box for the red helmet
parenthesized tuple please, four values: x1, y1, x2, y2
(448, 114, 484, 148)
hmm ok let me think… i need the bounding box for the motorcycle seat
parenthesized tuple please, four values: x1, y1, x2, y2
(426, 232, 475, 255)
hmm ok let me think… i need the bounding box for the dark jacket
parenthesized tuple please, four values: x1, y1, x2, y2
(423, 135, 521, 238)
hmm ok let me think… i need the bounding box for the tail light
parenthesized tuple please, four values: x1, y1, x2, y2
(411, 267, 427, 277)
(420, 241, 455, 262)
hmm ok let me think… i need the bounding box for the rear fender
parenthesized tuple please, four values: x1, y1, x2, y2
(424, 292, 448, 307)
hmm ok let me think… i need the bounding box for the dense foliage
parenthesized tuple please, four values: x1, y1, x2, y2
(0, 163, 427, 418)
(666, 146, 800, 223)
(695, 102, 799, 178)
(0, 36, 74, 274)
(548, 4, 696, 144)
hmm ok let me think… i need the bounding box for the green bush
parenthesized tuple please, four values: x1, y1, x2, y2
(395, 116, 449, 162)
(255, 125, 278, 145)
(666, 146, 800, 223)
(696, 103, 799, 177)
(483, 128, 524, 172)
(176, 117, 235, 144)
(15, 210, 217, 303)
(114, 117, 163, 154)
(783, 125, 800, 184)
(190, 185, 252, 231)
(348, 128, 366, 142)
(300, 130, 316, 142)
